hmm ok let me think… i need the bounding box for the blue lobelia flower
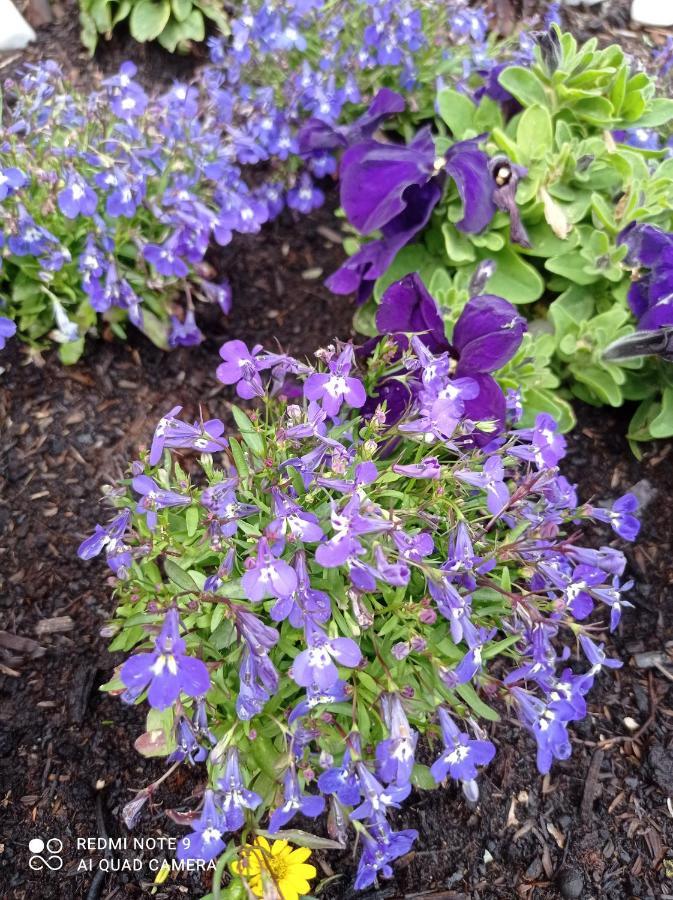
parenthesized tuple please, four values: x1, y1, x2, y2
(120, 608, 210, 710)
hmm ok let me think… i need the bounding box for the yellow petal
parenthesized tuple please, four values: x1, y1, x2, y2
(277, 882, 300, 900)
(289, 864, 316, 881)
(271, 839, 289, 856)
(287, 847, 312, 864)
(255, 836, 271, 853)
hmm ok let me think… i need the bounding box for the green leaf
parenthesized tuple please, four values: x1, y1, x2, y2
(164, 557, 200, 593)
(58, 338, 85, 365)
(231, 405, 265, 457)
(437, 88, 477, 139)
(260, 829, 345, 850)
(649, 387, 673, 438)
(185, 505, 199, 537)
(129, 0, 171, 41)
(158, 7, 205, 48)
(628, 98, 673, 128)
(229, 437, 249, 480)
(411, 764, 436, 790)
(477, 246, 544, 304)
(498, 66, 549, 108)
(516, 105, 553, 161)
(456, 682, 500, 722)
(171, 0, 191, 21)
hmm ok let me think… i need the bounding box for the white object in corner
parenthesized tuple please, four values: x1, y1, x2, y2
(631, 0, 673, 27)
(0, 0, 37, 51)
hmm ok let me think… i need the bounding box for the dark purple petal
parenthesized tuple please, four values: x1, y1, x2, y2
(445, 139, 497, 234)
(453, 294, 526, 373)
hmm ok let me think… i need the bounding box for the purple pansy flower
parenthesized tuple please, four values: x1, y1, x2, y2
(298, 87, 405, 155)
(617, 223, 673, 329)
(120, 608, 210, 709)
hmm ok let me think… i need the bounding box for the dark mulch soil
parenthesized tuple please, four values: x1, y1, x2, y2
(1, 2, 673, 899)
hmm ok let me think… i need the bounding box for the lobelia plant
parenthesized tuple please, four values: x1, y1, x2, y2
(315, 26, 673, 442)
(79, 274, 637, 895)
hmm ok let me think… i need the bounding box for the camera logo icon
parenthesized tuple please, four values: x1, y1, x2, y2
(28, 837, 64, 871)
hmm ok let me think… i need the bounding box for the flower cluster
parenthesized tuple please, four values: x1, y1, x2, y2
(80, 272, 636, 891)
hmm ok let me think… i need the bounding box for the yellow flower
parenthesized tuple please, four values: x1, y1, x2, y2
(231, 836, 316, 900)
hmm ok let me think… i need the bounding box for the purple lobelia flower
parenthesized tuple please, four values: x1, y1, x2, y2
(354, 825, 418, 890)
(241, 537, 298, 601)
(303, 345, 366, 416)
(77, 508, 132, 577)
(391, 457, 441, 479)
(0, 316, 17, 350)
(291, 619, 361, 690)
(578, 634, 622, 690)
(430, 708, 495, 798)
(132, 474, 191, 530)
(316, 492, 392, 568)
(57, 174, 98, 219)
(375, 693, 417, 787)
(511, 687, 572, 775)
(350, 762, 411, 825)
(270, 550, 331, 626)
(168, 310, 203, 348)
(589, 493, 640, 542)
(617, 223, 673, 329)
(268, 767, 324, 832)
(267, 487, 324, 547)
(455, 455, 509, 515)
(216, 339, 265, 399)
(149, 406, 226, 465)
(511, 414, 566, 469)
(177, 790, 226, 862)
(217, 748, 262, 831)
(317, 738, 362, 806)
(120, 608, 210, 710)
(0, 166, 27, 201)
(144, 239, 189, 278)
(168, 714, 208, 765)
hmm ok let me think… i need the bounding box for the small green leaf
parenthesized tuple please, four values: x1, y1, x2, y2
(164, 558, 200, 593)
(260, 829, 345, 850)
(229, 437, 249, 480)
(231, 405, 265, 457)
(129, 0, 171, 41)
(628, 98, 673, 129)
(477, 246, 544, 304)
(649, 387, 673, 438)
(171, 0, 191, 21)
(58, 338, 85, 365)
(411, 764, 437, 790)
(516, 105, 553, 161)
(498, 66, 549, 108)
(185, 505, 199, 537)
(456, 682, 500, 722)
(437, 88, 477, 139)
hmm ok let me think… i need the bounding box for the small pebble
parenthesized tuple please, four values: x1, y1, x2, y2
(557, 866, 584, 899)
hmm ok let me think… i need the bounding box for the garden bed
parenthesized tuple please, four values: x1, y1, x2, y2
(1, 206, 672, 900)
(1, 3, 673, 899)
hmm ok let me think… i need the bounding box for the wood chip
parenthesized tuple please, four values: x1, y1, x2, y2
(35, 615, 74, 636)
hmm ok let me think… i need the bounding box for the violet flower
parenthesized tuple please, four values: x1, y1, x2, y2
(216, 339, 265, 399)
(132, 474, 191, 530)
(617, 223, 673, 329)
(77, 508, 132, 578)
(268, 767, 324, 832)
(177, 790, 226, 862)
(375, 693, 417, 787)
(149, 405, 226, 465)
(430, 708, 495, 798)
(218, 748, 262, 831)
(292, 619, 361, 690)
(303, 345, 366, 416)
(455, 455, 509, 515)
(0, 316, 17, 350)
(589, 493, 640, 542)
(241, 537, 298, 601)
(120, 608, 210, 710)
(298, 87, 405, 155)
